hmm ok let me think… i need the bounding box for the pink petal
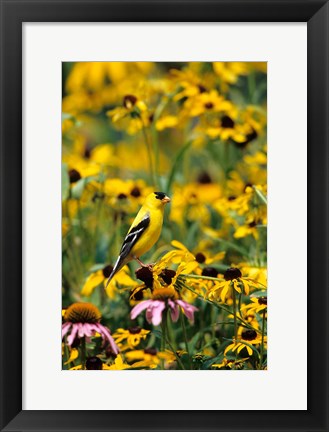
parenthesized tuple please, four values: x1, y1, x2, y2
(78, 323, 86, 338)
(149, 301, 166, 326)
(66, 323, 79, 346)
(95, 323, 119, 354)
(176, 300, 198, 323)
(82, 323, 94, 338)
(62, 322, 72, 338)
(130, 300, 153, 320)
(168, 299, 180, 322)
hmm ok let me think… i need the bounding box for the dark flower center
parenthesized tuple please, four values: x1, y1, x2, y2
(228, 195, 236, 201)
(202, 267, 218, 278)
(160, 269, 176, 285)
(221, 115, 235, 128)
(102, 264, 114, 279)
(258, 297, 267, 305)
(195, 252, 206, 264)
(117, 193, 127, 200)
(123, 94, 137, 109)
(244, 183, 253, 191)
(241, 330, 257, 341)
(130, 186, 141, 197)
(198, 84, 207, 93)
(224, 267, 242, 281)
(197, 171, 212, 184)
(86, 356, 103, 370)
(64, 302, 101, 323)
(84, 146, 92, 159)
(248, 220, 257, 228)
(135, 267, 153, 288)
(144, 348, 157, 356)
(204, 102, 214, 109)
(148, 113, 154, 123)
(68, 169, 81, 184)
(128, 326, 142, 334)
(233, 129, 258, 148)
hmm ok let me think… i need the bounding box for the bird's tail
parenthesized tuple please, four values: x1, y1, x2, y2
(105, 255, 126, 289)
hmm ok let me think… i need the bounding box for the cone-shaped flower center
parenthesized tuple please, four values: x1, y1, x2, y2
(86, 356, 103, 370)
(241, 330, 257, 341)
(135, 266, 154, 288)
(123, 94, 137, 109)
(195, 252, 206, 263)
(160, 269, 176, 285)
(130, 186, 141, 197)
(202, 267, 218, 277)
(144, 348, 157, 355)
(224, 267, 242, 281)
(64, 302, 101, 323)
(152, 286, 178, 301)
(102, 264, 113, 278)
(68, 169, 81, 183)
(258, 296, 267, 305)
(128, 326, 142, 334)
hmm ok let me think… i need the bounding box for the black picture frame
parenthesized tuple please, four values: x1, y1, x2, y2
(0, 1, 328, 431)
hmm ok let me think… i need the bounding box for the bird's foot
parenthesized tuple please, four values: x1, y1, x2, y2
(135, 257, 154, 270)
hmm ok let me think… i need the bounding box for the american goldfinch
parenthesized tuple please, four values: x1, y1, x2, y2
(105, 191, 171, 287)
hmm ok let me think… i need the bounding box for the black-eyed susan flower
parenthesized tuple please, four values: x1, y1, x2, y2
(81, 264, 137, 299)
(62, 302, 119, 354)
(241, 296, 267, 314)
(112, 327, 150, 351)
(125, 348, 176, 369)
(224, 329, 267, 357)
(107, 354, 131, 370)
(208, 267, 254, 303)
(70, 356, 116, 370)
(212, 357, 249, 369)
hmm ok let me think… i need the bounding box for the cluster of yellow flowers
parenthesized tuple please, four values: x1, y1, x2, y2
(62, 61, 267, 370)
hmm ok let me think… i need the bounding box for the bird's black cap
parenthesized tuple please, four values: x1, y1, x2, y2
(154, 192, 166, 200)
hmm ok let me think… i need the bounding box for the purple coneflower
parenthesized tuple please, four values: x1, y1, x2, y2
(62, 302, 119, 354)
(130, 286, 198, 326)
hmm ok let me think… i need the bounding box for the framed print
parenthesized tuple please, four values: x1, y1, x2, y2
(0, 1, 328, 432)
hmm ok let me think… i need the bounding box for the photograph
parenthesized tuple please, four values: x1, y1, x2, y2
(61, 61, 267, 371)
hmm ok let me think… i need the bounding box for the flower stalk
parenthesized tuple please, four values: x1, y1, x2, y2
(80, 337, 86, 370)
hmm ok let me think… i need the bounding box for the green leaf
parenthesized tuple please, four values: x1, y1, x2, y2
(62, 163, 70, 201)
(187, 331, 201, 353)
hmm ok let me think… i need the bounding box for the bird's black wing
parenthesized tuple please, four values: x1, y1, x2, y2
(105, 213, 150, 287)
(119, 213, 150, 260)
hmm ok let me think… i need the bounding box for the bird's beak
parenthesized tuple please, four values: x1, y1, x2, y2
(161, 196, 171, 203)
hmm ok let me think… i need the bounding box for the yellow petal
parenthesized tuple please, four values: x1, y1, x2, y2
(81, 271, 104, 296)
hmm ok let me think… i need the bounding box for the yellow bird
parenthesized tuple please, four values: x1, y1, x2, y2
(105, 191, 171, 287)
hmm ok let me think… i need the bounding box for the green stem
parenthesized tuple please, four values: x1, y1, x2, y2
(160, 310, 167, 370)
(183, 274, 224, 282)
(232, 286, 238, 369)
(180, 314, 192, 369)
(259, 309, 266, 369)
(164, 335, 185, 370)
(253, 186, 267, 205)
(81, 337, 86, 370)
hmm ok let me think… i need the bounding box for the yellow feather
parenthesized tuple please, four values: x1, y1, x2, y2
(105, 192, 170, 287)
(128, 193, 169, 258)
